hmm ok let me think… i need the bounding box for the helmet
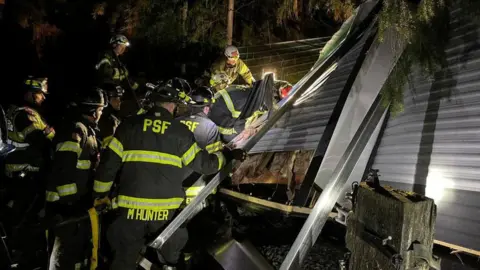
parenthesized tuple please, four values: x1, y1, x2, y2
(110, 34, 130, 47)
(24, 77, 48, 94)
(224, 45, 240, 59)
(103, 84, 125, 98)
(147, 84, 187, 105)
(76, 88, 108, 115)
(210, 72, 230, 87)
(167, 77, 192, 95)
(190, 86, 213, 106)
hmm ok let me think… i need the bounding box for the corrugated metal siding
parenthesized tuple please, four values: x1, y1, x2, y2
(249, 33, 369, 153)
(238, 37, 329, 83)
(371, 9, 480, 251)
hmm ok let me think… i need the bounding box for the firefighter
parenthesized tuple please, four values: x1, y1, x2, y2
(95, 34, 139, 90)
(3, 77, 54, 224)
(98, 84, 124, 148)
(210, 45, 255, 87)
(177, 86, 223, 203)
(92, 81, 246, 270)
(46, 89, 107, 270)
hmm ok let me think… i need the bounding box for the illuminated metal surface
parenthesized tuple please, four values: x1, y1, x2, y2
(371, 8, 480, 251)
(279, 96, 388, 270)
(209, 239, 274, 270)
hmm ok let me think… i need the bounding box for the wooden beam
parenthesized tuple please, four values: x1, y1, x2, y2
(219, 188, 337, 219)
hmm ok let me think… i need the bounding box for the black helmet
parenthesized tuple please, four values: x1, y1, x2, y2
(76, 88, 108, 115)
(102, 84, 125, 98)
(147, 79, 194, 105)
(23, 76, 48, 94)
(190, 86, 213, 106)
(167, 77, 192, 95)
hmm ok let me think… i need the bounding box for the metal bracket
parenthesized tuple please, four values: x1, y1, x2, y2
(335, 207, 350, 226)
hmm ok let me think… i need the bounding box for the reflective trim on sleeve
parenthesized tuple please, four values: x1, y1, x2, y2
(123, 150, 182, 168)
(93, 180, 114, 193)
(185, 186, 217, 197)
(95, 58, 111, 70)
(113, 68, 121, 79)
(218, 90, 241, 118)
(218, 126, 237, 135)
(205, 141, 223, 154)
(214, 152, 226, 170)
(5, 164, 40, 173)
(108, 137, 124, 158)
(101, 135, 113, 148)
(46, 191, 60, 202)
(137, 108, 147, 115)
(181, 143, 202, 166)
(46, 130, 55, 140)
(56, 141, 82, 157)
(56, 183, 78, 197)
(117, 195, 184, 210)
(76, 159, 91, 170)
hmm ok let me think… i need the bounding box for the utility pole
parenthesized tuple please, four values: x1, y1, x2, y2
(180, 0, 188, 75)
(227, 0, 234, 45)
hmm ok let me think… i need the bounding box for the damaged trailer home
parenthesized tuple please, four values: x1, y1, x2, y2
(220, 0, 480, 261)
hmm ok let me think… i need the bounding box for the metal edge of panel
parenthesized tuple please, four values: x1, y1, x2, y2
(279, 94, 389, 270)
(292, 21, 379, 207)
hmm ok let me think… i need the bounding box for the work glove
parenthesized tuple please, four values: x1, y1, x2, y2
(222, 147, 247, 163)
(93, 196, 111, 211)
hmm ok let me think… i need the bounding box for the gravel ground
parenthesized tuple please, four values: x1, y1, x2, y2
(257, 241, 347, 270)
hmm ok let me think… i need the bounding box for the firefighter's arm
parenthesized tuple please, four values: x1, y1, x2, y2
(95, 56, 119, 84)
(45, 130, 84, 203)
(16, 110, 55, 145)
(205, 123, 224, 154)
(93, 123, 126, 197)
(238, 59, 255, 86)
(179, 126, 225, 175)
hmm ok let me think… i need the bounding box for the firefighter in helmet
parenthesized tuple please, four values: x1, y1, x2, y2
(93, 80, 246, 269)
(177, 86, 223, 203)
(98, 84, 124, 148)
(2, 77, 54, 267)
(46, 88, 107, 269)
(95, 34, 139, 90)
(210, 45, 255, 87)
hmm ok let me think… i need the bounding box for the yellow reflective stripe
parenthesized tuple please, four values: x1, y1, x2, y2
(5, 164, 40, 173)
(218, 126, 237, 135)
(57, 183, 78, 197)
(113, 68, 121, 79)
(181, 143, 202, 166)
(123, 150, 182, 168)
(56, 141, 82, 157)
(185, 186, 217, 197)
(108, 137, 124, 158)
(76, 159, 91, 170)
(46, 130, 55, 140)
(95, 58, 111, 70)
(102, 135, 113, 148)
(93, 180, 113, 193)
(132, 82, 139, 90)
(117, 195, 183, 210)
(45, 191, 60, 202)
(245, 110, 266, 127)
(205, 141, 223, 154)
(218, 90, 241, 118)
(88, 208, 99, 270)
(214, 152, 226, 170)
(137, 108, 146, 115)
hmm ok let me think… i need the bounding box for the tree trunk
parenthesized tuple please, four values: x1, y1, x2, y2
(227, 0, 234, 45)
(180, 0, 188, 75)
(346, 183, 437, 270)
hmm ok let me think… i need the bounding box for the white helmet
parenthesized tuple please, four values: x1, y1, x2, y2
(224, 45, 240, 59)
(110, 34, 130, 47)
